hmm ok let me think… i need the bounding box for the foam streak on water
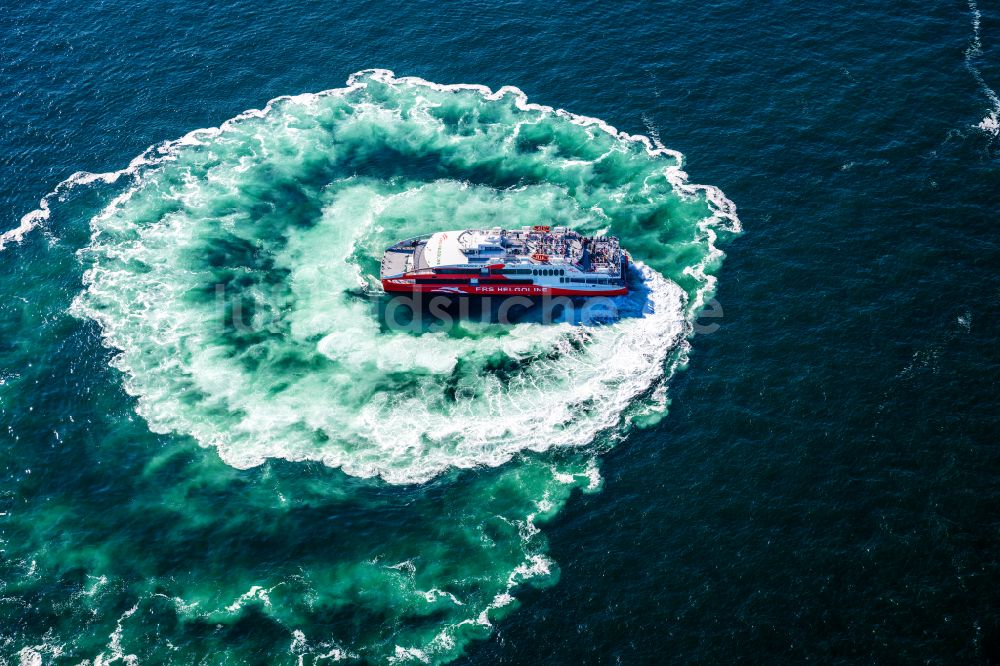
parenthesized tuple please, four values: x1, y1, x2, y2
(966, 0, 1000, 135)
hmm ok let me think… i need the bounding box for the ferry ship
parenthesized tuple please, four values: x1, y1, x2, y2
(380, 226, 629, 296)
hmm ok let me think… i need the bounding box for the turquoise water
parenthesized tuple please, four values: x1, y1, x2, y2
(2, 1, 999, 664)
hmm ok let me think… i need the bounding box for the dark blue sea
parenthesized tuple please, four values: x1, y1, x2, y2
(2, 1, 999, 663)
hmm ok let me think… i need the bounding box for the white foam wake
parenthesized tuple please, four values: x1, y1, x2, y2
(60, 70, 738, 484)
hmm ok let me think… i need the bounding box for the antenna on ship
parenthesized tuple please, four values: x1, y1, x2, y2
(581, 239, 592, 272)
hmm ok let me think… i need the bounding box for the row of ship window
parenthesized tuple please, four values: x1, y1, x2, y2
(508, 268, 618, 285)
(503, 268, 565, 276)
(432, 267, 619, 285)
(561, 277, 619, 285)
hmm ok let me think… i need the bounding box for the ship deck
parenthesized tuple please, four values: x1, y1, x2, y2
(381, 227, 624, 279)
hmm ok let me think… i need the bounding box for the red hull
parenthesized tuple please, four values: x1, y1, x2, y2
(381, 279, 627, 297)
